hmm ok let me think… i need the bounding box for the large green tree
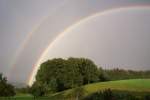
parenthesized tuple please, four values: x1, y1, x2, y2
(35, 58, 103, 93)
(29, 82, 46, 98)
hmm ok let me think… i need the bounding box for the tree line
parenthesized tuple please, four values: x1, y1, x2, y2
(105, 68, 150, 81)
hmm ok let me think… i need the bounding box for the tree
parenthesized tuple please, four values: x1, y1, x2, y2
(35, 57, 102, 93)
(36, 58, 68, 92)
(98, 68, 110, 82)
(29, 82, 46, 98)
(0, 73, 16, 97)
(46, 77, 58, 93)
(68, 58, 99, 84)
(16, 86, 30, 94)
(66, 87, 86, 100)
(66, 58, 83, 88)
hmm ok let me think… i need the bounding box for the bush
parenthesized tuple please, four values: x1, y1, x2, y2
(83, 89, 114, 100)
(144, 94, 150, 100)
(66, 87, 86, 100)
(29, 82, 46, 97)
(83, 89, 149, 100)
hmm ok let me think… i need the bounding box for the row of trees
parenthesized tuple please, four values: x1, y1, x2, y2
(105, 68, 150, 81)
(0, 73, 15, 97)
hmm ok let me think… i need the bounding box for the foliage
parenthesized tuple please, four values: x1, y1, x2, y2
(66, 87, 86, 100)
(35, 58, 104, 93)
(83, 89, 114, 100)
(67, 58, 100, 85)
(16, 86, 30, 94)
(83, 89, 150, 100)
(98, 69, 110, 82)
(0, 73, 16, 97)
(29, 82, 46, 97)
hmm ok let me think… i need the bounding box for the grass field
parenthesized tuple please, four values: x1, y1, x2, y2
(83, 79, 150, 93)
(1, 79, 150, 100)
(62, 79, 150, 95)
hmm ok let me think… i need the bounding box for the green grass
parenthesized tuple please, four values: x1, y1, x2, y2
(83, 79, 150, 94)
(1, 79, 150, 100)
(61, 79, 150, 97)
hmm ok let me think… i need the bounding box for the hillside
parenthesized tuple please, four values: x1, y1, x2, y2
(60, 79, 150, 97)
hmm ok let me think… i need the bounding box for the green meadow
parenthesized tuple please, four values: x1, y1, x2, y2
(83, 79, 150, 94)
(61, 79, 150, 96)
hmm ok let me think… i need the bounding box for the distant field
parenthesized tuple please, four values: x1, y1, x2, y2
(1, 79, 150, 100)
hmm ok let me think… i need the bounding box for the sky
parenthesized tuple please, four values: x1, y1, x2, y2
(0, 0, 150, 86)
(44, 7, 150, 70)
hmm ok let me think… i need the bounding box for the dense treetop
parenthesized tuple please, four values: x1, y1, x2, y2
(35, 58, 103, 93)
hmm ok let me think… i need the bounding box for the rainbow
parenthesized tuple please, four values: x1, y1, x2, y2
(27, 5, 150, 86)
(7, 0, 68, 81)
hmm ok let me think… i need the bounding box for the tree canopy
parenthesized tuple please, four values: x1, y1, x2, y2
(34, 58, 104, 93)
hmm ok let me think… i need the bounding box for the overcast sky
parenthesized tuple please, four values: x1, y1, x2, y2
(45, 7, 150, 70)
(0, 0, 150, 85)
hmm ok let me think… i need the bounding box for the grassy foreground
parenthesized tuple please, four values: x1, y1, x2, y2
(1, 79, 150, 100)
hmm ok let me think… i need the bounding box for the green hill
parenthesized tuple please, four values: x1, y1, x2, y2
(61, 79, 150, 97)
(83, 79, 150, 93)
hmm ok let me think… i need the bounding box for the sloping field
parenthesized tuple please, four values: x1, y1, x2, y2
(61, 79, 150, 97)
(83, 79, 150, 94)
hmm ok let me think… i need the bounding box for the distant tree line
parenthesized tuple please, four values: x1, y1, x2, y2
(105, 68, 150, 81)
